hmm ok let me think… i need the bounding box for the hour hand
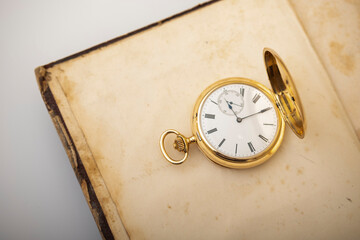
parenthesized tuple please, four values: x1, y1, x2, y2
(224, 99, 233, 110)
(224, 99, 239, 118)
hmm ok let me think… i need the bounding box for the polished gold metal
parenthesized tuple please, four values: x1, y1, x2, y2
(264, 48, 305, 138)
(160, 48, 305, 169)
(174, 136, 186, 152)
(160, 129, 196, 164)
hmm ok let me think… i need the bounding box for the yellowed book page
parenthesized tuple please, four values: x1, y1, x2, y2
(290, 0, 360, 139)
(46, 0, 360, 239)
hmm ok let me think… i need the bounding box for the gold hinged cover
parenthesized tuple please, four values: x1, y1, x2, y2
(263, 48, 305, 138)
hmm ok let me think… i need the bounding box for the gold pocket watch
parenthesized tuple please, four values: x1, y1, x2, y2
(160, 48, 305, 169)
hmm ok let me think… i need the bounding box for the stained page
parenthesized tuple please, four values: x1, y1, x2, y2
(41, 0, 360, 239)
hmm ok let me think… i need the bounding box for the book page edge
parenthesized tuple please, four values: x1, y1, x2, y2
(287, 0, 359, 141)
(35, 66, 128, 240)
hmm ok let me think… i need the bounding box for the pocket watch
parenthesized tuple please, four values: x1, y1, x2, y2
(160, 48, 305, 169)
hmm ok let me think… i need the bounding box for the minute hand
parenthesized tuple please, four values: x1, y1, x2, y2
(240, 107, 272, 120)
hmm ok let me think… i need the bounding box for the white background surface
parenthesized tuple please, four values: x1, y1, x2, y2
(0, 1, 205, 239)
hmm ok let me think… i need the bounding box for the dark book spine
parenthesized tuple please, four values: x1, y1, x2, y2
(35, 67, 114, 240)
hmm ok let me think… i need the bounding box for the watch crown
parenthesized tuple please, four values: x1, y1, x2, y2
(174, 136, 186, 152)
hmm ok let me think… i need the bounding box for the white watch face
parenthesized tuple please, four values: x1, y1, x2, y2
(199, 83, 279, 159)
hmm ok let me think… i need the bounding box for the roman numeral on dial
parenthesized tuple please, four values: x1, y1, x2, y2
(210, 99, 218, 105)
(240, 87, 244, 97)
(252, 93, 260, 103)
(207, 128, 217, 134)
(248, 142, 256, 152)
(258, 134, 268, 142)
(204, 113, 215, 119)
(218, 138, 226, 148)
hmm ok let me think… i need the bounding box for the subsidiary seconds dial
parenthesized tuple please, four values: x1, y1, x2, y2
(217, 89, 244, 115)
(200, 83, 279, 158)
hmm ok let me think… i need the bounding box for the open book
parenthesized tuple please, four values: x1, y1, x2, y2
(35, 0, 360, 239)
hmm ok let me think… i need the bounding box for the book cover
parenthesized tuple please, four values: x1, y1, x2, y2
(36, 0, 360, 239)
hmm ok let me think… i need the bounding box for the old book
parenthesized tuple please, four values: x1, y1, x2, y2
(289, 0, 360, 139)
(35, 0, 360, 239)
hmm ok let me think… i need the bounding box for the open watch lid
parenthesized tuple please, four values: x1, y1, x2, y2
(263, 48, 305, 138)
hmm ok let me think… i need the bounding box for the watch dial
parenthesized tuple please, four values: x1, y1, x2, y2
(199, 84, 278, 158)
